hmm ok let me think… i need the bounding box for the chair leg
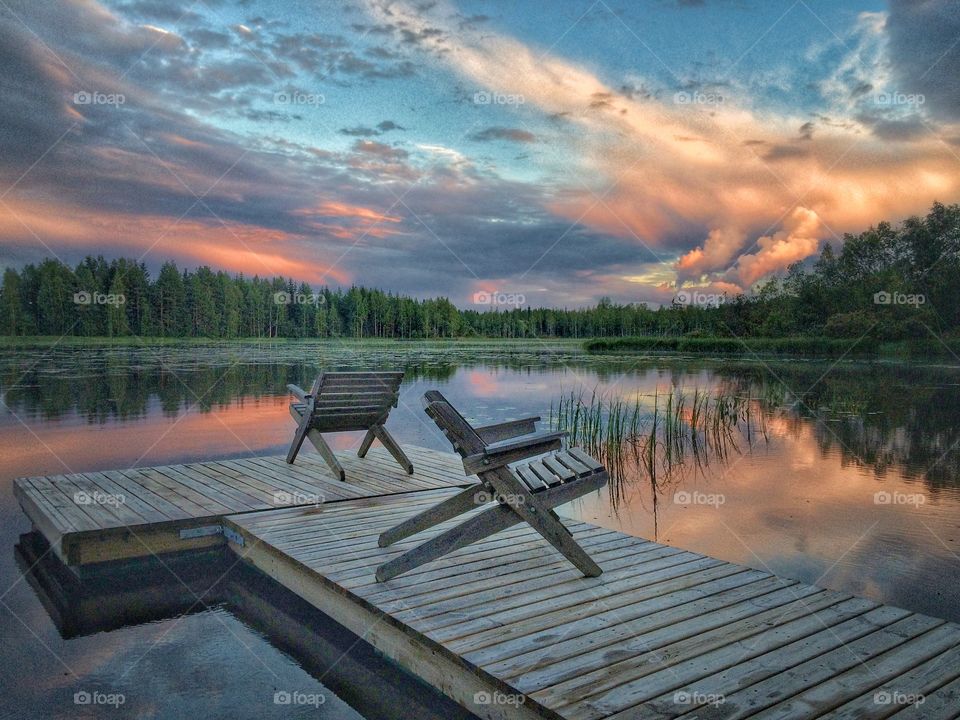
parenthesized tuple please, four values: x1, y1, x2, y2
(376, 501, 517, 582)
(375, 473, 606, 582)
(379, 484, 489, 548)
(357, 428, 376, 458)
(306, 430, 346, 481)
(286, 407, 314, 464)
(371, 424, 414, 474)
(485, 468, 602, 578)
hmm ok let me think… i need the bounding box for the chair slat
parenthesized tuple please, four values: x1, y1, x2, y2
(322, 371, 403, 378)
(515, 464, 547, 491)
(312, 413, 387, 431)
(529, 460, 561, 487)
(568, 447, 603, 471)
(313, 404, 389, 415)
(554, 450, 592, 476)
(542, 455, 577, 482)
(313, 390, 397, 402)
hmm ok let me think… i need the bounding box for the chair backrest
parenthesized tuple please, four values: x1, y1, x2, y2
(421, 390, 486, 459)
(309, 371, 403, 431)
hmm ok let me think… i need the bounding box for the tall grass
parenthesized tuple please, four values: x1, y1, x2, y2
(584, 335, 877, 357)
(548, 386, 768, 505)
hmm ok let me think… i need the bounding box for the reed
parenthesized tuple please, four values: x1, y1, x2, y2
(549, 386, 768, 500)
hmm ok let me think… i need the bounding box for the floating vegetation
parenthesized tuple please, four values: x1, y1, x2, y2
(548, 386, 770, 512)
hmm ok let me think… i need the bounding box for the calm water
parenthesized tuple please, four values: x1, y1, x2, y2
(2, 340, 960, 718)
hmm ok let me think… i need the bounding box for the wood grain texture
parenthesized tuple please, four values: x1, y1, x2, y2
(13, 445, 468, 566)
(225, 490, 960, 720)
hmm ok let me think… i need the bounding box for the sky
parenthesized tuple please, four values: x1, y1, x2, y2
(0, 0, 959, 308)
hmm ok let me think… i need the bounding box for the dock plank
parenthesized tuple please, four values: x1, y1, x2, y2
(223, 488, 960, 720)
(12, 446, 470, 567)
(14, 445, 960, 720)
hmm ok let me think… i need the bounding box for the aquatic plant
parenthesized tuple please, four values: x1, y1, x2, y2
(548, 385, 770, 506)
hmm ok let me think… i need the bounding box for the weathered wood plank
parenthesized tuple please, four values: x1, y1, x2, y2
(829, 642, 960, 718)
(677, 613, 945, 720)
(221, 490, 960, 720)
(884, 673, 960, 719)
(16, 445, 960, 720)
(600, 600, 900, 719)
(16, 447, 470, 567)
(747, 623, 960, 720)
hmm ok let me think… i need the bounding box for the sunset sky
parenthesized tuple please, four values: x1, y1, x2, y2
(1, 0, 958, 307)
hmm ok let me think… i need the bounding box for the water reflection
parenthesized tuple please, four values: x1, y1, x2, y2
(2, 341, 960, 711)
(13, 533, 472, 720)
(7, 348, 956, 492)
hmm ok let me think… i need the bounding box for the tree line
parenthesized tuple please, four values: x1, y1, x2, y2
(1, 202, 957, 340)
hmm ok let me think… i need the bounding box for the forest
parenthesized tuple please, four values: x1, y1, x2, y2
(1, 202, 957, 341)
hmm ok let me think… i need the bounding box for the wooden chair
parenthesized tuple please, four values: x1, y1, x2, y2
(286, 371, 413, 481)
(375, 390, 608, 582)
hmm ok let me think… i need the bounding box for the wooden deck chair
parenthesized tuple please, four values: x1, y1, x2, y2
(375, 390, 608, 582)
(286, 371, 413, 481)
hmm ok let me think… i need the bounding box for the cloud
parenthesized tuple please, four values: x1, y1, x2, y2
(339, 125, 380, 137)
(3, 0, 960, 308)
(886, 0, 960, 122)
(729, 207, 823, 288)
(365, 0, 960, 293)
(469, 127, 537, 143)
(339, 120, 406, 136)
(676, 227, 746, 280)
(351, 139, 409, 160)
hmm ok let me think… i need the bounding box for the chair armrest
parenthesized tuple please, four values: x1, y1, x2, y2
(287, 384, 310, 401)
(462, 431, 566, 475)
(475, 416, 541, 444)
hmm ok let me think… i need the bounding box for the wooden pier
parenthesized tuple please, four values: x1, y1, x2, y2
(13, 445, 467, 567)
(14, 445, 960, 719)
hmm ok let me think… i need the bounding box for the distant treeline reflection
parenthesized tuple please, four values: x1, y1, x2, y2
(550, 364, 960, 495)
(2, 352, 958, 490)
(1, 360, 457, 422)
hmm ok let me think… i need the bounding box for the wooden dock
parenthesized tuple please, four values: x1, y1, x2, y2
(14, 445, 960, 719)
(13, 445, 467, 567)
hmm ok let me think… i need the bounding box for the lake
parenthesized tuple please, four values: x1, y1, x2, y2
(2, 339, 959, 719)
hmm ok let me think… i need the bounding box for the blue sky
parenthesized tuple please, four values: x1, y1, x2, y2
(0, 0, 958, 307)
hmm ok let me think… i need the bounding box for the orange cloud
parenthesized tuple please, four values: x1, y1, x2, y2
(1, 198, 350, 284)
(293, 201, 406, 242)
(676, 227, 747, 279)
(732, 206, 823, 287)
(314, 201, 403, 224)
(370, 1, 960, 291)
